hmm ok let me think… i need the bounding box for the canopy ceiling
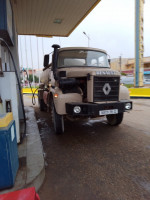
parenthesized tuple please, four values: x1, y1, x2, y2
(11, 0, 101, 37)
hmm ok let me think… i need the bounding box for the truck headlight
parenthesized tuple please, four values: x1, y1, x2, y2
(125, 103, 132, 110)
(73, 106, 81, 114)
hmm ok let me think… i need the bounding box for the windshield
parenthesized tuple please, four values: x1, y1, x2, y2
(57, 50, 110, 68)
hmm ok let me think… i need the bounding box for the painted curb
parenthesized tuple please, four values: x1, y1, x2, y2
(22, 87, 150, 98)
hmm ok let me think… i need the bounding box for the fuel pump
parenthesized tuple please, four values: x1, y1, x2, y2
(0, 0, 25, 143)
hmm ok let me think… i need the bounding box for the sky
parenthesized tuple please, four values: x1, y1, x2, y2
(18, 0, 150, 70)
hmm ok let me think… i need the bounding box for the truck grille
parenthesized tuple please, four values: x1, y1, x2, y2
(93, 76, 120, 102)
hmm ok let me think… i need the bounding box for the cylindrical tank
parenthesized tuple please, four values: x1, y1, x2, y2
(40, 68, 51, 85)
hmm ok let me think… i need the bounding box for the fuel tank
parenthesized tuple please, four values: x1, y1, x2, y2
(40, 68, 51, 85)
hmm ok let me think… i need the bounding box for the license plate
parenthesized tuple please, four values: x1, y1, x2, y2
(99, 109, 118, 115)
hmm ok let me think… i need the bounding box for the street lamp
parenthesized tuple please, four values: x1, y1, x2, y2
(83, 31, 90, 47)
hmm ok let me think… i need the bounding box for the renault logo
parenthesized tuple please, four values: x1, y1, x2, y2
(103, 83, 111, 95)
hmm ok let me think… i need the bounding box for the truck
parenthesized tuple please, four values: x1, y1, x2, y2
(38, 44, 132, 134)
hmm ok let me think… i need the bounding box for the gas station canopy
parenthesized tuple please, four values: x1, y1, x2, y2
(11, 0, 101, 37)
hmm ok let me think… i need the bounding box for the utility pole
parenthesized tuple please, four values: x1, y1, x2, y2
(119, 55, 122, 73)
(30, 36, 35, 88)
(135, 0, 144, 87)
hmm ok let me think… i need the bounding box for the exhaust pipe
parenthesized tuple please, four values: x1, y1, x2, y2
(52, 44, 60, 80)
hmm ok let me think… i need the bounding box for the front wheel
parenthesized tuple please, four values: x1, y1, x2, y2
(106, 113, 124, 126)
(52, 101, 64, 134)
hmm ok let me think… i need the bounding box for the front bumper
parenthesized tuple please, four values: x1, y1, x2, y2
(66, 100, 132, 116)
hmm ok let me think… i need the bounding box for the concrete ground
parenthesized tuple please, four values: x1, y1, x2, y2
(24, 95, 150, 200)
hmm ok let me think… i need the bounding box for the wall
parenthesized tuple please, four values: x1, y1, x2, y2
(111, 57, 150, 74)
(110, 58, 128, 72)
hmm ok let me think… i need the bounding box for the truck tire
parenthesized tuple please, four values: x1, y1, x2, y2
(106, 113, 123, 126)
(52, 101, 64, 134)
(39, 99, 45, 111)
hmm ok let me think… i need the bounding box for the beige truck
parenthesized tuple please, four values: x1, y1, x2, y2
(38, 44, 132, 134)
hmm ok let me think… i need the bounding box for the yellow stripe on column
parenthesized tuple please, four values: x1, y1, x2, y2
(22, 88, 38, 94)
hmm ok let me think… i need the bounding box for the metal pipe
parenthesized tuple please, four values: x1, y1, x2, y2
(25, 36, 29, 87)
(37, 37, 40, 84)
(83, 31, 90, 47)
(30, 36, 35, 87)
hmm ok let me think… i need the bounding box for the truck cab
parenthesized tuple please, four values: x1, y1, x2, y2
(38, 45, 132, 134)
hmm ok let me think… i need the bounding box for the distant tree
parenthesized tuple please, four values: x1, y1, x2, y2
(34, 75, 39, 83)
(28, 74, 39, 83)
(121, 72, 127, 76)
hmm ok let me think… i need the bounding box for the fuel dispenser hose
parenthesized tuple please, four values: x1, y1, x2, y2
(0, 38, 26, 143)
(32, 88, 38, 105)
(21, 69, 38, 106)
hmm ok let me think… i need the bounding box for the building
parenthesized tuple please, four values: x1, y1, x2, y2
(111, 57, 150, 79)
(111, 58, 128, 72)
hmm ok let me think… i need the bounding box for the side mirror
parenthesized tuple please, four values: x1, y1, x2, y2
(43, 54, 49, 67)
(108, 59, 111, 65)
